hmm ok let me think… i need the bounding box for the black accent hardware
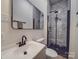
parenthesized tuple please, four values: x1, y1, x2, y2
(16, 35, 27, 47)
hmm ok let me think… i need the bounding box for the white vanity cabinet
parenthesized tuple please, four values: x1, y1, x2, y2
(34, 47, 46, 59)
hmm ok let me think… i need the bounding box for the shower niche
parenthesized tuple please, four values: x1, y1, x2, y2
(47, 0, 70, 58)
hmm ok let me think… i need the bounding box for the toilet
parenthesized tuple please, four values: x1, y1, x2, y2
(36, 38, 58, 59)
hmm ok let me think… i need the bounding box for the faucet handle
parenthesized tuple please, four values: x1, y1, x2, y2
(16, 42, 21, 45)
(16, 42, 22, 47)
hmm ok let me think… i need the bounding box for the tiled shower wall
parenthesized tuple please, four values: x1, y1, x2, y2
(48, 0, 68, 47)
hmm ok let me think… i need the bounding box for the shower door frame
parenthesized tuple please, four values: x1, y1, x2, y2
(66, 10, 70, 59)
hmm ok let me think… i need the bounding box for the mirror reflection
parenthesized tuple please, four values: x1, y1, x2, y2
(11, 0, 44, 30)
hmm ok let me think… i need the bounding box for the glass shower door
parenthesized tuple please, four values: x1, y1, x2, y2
(47, 10, 70, 58)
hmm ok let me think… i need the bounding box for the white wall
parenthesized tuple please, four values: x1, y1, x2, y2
(69, 0, 78, 59)
(1, 0, 47, 51)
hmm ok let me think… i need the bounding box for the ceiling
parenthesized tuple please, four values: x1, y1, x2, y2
(49, 0, 63, 5)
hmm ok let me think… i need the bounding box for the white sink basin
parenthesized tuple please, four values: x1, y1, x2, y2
(2, 41, 46, 59)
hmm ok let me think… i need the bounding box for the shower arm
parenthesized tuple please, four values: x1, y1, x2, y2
(49, 10, 61, 21)
(49, 10, 58, 13)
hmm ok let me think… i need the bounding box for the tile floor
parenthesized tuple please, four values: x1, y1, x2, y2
(57, 55, 67, 59)
(57, 55, 73, 59)
(46, 55, 73, 59)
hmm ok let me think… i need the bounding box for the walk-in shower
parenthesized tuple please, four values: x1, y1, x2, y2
(47, 0, 70, 58)
(49, 10, 61, 45)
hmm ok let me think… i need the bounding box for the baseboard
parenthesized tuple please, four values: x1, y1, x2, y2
(69, 52, 75, 59)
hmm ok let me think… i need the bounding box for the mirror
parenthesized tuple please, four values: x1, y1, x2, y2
(11, 0, 44, 30)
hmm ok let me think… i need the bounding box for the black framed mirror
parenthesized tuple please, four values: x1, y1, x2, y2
(11, 0, 44, 30)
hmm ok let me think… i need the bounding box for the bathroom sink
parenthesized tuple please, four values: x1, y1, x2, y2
(2, 41, 46, 59)
(14, 41, 31, 55)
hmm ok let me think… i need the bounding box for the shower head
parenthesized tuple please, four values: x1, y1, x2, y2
(54, 10, 58, 13)
(49, 10, 58, 13)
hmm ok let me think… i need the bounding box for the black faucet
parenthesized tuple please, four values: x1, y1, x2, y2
(16, 35, 27, 47)
(22, 35, 27, 45)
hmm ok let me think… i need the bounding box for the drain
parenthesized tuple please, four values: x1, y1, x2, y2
(24, 51, 27, 55)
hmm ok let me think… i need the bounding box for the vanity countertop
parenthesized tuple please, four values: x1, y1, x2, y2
(2, 41, 46, 59)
